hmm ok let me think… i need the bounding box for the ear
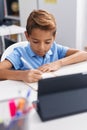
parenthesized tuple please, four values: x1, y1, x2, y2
(53, 32, 56, 39)
(52, 34, 56, 42)
(25, 31, 30, 41)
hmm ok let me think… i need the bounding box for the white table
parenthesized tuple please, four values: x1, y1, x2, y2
(0, 61, 87, 130)
(0, 80, 87, 130)
(0, 25, 26, 52)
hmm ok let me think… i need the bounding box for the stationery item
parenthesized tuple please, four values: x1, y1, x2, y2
(16, 89, 30, 113)
(21, 57, 33, 69)
(18, 89, 30, 100)
(25, 61, 87, 91)
(17, 98, 26, 111)
(9, 100, 17, 117)
(23, 103, 36, 114)
(25, 82, 38, 91)
(0, 97, 29, 130)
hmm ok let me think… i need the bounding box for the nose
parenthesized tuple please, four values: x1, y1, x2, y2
(39, 43, 45, 50)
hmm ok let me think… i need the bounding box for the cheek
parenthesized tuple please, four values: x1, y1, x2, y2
(45, 44, 52, 51)
(47, 43, 52, 48)
(30, 44, 38, 51)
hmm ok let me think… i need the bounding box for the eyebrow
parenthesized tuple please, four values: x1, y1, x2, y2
(31, 38, 52, 41)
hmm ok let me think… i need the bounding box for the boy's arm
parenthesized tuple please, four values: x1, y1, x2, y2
(0, 60, 42, 83)
(38, 49, 87, 72)
(60, 49, 87, 67)
(0, 69, 42, 83)
(0, 69, 24, 80)
(0, 60, 13, 69)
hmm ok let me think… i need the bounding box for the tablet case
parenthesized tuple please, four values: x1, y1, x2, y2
(37, 73, 87, 121)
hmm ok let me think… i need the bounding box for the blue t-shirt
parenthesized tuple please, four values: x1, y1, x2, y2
(6, 41, 69, 70)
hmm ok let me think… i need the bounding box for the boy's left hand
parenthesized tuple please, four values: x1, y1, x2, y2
(38, 61, 61, 72)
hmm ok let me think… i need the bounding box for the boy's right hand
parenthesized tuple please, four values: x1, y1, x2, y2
(22, 69, 43, 83)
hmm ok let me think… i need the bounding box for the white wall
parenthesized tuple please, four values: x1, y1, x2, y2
(82, 0, 87, 50)
(19, 0, 38, 40)
(19, 0, 37, 27)
(76, 0, 87, 50)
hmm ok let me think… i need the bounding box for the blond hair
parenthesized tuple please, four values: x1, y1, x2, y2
(26, 9, 56, 36)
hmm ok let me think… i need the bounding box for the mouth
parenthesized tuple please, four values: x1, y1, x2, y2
(36, 51, 45, 56)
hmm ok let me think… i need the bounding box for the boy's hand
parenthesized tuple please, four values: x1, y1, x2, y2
(22, 69, 42, 83)
(38, 61, 62, 72)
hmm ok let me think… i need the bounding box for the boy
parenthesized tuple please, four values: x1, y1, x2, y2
(0, 9, 87, 83)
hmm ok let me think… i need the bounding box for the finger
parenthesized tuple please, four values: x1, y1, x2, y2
(38, 66, 48, 71)
(38, 64, 49, 69)
(41, 68, 51, 72)
(28, 76, 42, 83)
(34, 74, 42, 79)
(33, 69, 43, 74)
(30, 78, 39, 83)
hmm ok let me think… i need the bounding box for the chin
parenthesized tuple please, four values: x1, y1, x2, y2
(37, 53, 45, 57)
(38, 54, 44, 57)
(36, 52, 45, 57)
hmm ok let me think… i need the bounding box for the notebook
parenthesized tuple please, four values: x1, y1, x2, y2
(25, 61, 87, 91)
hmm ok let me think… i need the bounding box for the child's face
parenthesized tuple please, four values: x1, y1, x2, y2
(25, 28, 55, 57)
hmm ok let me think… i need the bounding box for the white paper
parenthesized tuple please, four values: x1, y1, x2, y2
(25, 61, 87, 91)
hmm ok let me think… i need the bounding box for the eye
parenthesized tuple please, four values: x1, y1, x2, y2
(33, 41, 39, 44)
(45, 41, 51, 44)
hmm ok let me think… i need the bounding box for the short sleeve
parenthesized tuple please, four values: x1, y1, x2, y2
(57, 44, 69, 59)
(6, 48, 22, 70)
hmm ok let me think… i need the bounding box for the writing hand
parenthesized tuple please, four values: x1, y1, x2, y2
(22, 69, 42, 83)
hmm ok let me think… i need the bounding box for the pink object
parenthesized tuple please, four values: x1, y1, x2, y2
(9, 100, 17, 117)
